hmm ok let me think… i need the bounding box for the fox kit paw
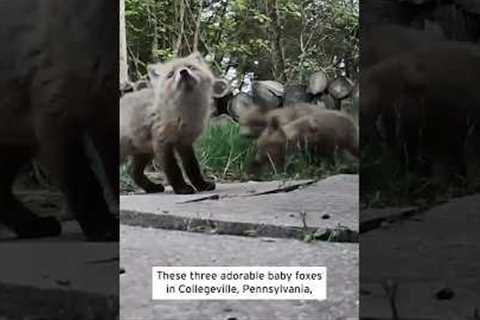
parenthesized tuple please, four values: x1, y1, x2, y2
(173, 184, 196, 194)
(144, 183, 165, 194)
(14, 216, 62, 239)
(195, 180, 216, 192)
(81, 216, 119, 242)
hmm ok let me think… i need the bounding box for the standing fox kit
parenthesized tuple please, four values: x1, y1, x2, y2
(120, 52, 228, 194)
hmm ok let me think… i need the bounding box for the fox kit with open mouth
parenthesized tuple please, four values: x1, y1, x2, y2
(120, 52, 228, 194)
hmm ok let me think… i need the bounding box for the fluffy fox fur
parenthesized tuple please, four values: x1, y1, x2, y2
(253, 110, 358, 169)
(120, 52, 228, 194)
(360, 42, 480, 180)
(238, 103, 324, 138)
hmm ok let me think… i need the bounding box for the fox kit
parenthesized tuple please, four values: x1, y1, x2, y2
(239, 103, 323, 138)
(253, 110, 358, 170)
(361, 43, 480, 180)
(120, 52, 228, 194)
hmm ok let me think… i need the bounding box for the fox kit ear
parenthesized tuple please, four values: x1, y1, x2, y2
(147, 64, 162, 82)
(212, 78, 230, 98)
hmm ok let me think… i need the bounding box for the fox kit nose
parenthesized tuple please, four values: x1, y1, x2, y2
(179, 68, 190, 78)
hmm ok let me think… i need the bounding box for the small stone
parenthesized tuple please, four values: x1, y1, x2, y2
(55, 279, 71, 287)
(360, 289, 371, 296)
(435, 288, 455, 300)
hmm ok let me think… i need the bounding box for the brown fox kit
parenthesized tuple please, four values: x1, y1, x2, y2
(239, 102, 323, 138)
(360, 43, 480, 180)
(120, 52, 228, 194)
(253, 110, 358, 170)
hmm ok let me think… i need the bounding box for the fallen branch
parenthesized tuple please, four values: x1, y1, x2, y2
(177, 194, 220, 204)
(245, 180, 316, 197)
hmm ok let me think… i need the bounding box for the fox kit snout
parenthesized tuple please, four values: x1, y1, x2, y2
(177, 67, 198, 84)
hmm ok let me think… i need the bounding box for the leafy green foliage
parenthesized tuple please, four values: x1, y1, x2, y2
(125, 0, 359, 84)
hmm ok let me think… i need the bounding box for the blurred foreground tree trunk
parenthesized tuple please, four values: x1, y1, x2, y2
(120, 0, 129, 85)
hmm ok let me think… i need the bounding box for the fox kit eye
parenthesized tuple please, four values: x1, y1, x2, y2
(186, 64, 196, 70)
(167, 70, 174, 78)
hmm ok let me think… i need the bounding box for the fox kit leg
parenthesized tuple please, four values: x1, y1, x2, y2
(129, 154, 164, 193)
(34, 112, 118, 241)
(0, 153, 61, 238)
(176, 144, 215, 192)
(347, 142, 359, 158)
(161, 143, 195, 194)
(37, 138, 118, 241)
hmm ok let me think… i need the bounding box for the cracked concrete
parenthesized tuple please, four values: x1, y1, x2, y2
(120, 226, 359, 320)
(0, 222, 118, 319)
(120, 175, 359, 242)
(360, 194, 480, 319)
(120, 174, 359, 319)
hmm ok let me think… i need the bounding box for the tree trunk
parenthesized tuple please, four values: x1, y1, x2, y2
(119, 0, 129, 85)
(265, 0, 286, 83)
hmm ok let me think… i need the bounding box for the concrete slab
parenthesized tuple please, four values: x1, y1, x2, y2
(360, 194, 480, 319)
(0, 222, 118, 319)
(123, 178, 314, 197)
(120, 226, 359, 320)
(120, 175, 359, 242)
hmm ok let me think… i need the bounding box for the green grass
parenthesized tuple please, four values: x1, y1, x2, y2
(361, 144, 480, 209)
(195, 122, 256, 182)
(119, 163, 137, 193)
